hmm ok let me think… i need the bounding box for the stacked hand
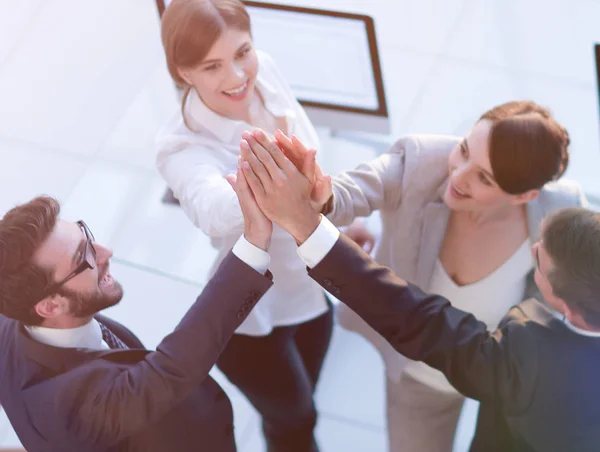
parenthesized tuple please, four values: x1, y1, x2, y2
(228, 129, 332, 245)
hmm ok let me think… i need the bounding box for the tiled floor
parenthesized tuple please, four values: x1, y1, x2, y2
(1, 0, 599, 450)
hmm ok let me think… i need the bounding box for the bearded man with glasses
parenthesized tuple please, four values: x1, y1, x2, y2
(0, 195, 274, 452)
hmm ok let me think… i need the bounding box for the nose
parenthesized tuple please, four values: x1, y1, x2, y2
(452, 163, 470, 185)
(229, 62, 245, 81)
(93, 243, 113, 266)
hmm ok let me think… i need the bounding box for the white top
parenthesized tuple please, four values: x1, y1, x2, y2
(402, 240, 534, 392)
(156, 50, 327, 336)
(25, 237, 270, 350)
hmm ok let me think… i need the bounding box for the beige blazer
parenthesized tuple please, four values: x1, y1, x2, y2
(329, 134, 588, 379)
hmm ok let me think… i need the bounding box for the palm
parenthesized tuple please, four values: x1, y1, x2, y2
(275, 131, 332, 211)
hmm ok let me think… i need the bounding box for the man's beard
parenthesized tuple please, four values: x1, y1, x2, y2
(59, 281, 124, 319)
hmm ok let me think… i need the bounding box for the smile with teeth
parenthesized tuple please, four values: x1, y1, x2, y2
(223, 81, 248, 96)
(451, 183, 470, 198)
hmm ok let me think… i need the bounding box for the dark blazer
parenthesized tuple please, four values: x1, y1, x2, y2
(310, 234, 600, 452)
(0, 252, 272, 452)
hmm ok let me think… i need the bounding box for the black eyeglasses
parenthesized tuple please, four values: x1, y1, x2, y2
(37, 221, 97, 301)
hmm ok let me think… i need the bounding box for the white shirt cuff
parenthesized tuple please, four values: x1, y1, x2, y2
(232, 235, 270, 275)
(297, 215, 341, 268)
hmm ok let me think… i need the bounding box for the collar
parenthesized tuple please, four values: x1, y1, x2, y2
(186, 70, 296, 144)
(25, 318, 105, 350)
(17, 317, 143, 374)
(550, 309, 600, 338)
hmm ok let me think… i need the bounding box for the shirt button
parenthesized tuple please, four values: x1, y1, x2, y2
(324, 279, 333, 287)
(236, 311, 245, 319)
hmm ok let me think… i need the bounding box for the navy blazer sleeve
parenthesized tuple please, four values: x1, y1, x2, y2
(309, 234, 539, 411)
(22, 252, 273, 447)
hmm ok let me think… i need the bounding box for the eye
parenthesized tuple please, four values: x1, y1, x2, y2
(204, 63, 220, 72)
(478, 172, 492, 186)
(460, 144, 468, 158)
(237, 47, 251, 59)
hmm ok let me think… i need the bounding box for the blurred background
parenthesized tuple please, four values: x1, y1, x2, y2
(0, 0, 599, 450)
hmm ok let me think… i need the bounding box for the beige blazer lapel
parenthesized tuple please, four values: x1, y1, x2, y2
(415, 184, 451, 288)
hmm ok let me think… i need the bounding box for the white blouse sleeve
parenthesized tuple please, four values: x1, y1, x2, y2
(157, 146, 244, 238)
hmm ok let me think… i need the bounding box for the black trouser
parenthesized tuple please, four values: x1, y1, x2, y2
(216, 297, 334, 452)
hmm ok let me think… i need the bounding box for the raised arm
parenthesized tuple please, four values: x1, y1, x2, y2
(307, 232, 538, 409)
(326, 150, 406, 226)
(233, 139, 537, 410)
(157, 145, 245, 237)
(23, 250, 272, 447)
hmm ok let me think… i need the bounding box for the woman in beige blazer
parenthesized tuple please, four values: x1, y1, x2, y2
(278, 100, 587, 451)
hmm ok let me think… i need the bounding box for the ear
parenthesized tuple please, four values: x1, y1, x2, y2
(34, 296, 69, 320)
(177, 67, 193, 87)
(511, 189, 539, 205)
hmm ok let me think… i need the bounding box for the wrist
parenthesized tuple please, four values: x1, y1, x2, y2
(244, 231, 271, 251)
(285, 213, 322, 245)
(321, 195, 334, 215)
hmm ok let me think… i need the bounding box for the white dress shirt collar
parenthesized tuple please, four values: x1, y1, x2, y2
(25, 318, 107, 350)
(186, 69, 296, 144)
(550, 309, 600, 338)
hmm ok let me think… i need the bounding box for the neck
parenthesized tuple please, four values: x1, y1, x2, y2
(459, 204, 525, 228)
(39, 315, 94, 330)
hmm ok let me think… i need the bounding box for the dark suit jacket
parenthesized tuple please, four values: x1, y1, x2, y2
(310, 235, 600, 452)
(0, 252, 272, 452)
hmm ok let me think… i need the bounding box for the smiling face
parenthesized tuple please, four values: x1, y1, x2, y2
(33, 220, 123, 322)
(443, 120, 537, 212)
(180, 27, 258, 121)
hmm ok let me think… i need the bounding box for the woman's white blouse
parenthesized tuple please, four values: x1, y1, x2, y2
(156, 50, 328, 336)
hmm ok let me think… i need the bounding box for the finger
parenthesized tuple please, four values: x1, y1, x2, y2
(291, 134, 310, 155)
(242, 130, 282, 180)
(236, 165, 258, 207)
(252, 129, 296, 174)
(274, 130, 304, 165)
(302, 149, 317, 183)
(241, 160, 265, 198)
(225, 173, 237, 190)
(241, 139, 272, 187)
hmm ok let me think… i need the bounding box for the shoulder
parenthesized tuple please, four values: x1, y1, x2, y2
(257, 49, 276, 67)
(526, 179, 587, 242)
(155, 116, 227, 173)
(384, 134, 459, 193)
(388, 134, 459, 163)
(536, 179, 587, 210)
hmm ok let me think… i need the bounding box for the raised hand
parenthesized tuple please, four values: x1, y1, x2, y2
(226, 162, 273, 251)
(239, 129, 324, 244)
(273, 130, 332, 213)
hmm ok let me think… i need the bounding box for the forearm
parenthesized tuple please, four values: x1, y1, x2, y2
(326, 153, 403, 226)
(179, 187, 245, 237)
(300, 229, 508, 402)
